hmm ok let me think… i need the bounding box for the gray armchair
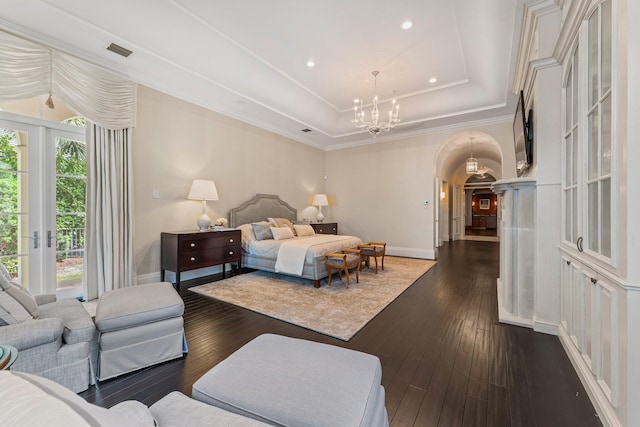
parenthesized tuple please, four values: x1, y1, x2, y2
(0, 264, 97, 393)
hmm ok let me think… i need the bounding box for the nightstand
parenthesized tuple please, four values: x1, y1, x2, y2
(311, 222, 338, 235)
(161, 229, 241, 291)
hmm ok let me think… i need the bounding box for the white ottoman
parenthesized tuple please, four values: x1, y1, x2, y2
(94, 282, 185, 380)
(192, 334, 389, 427)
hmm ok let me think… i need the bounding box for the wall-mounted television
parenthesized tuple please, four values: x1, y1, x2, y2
(513, 90, 533, 177)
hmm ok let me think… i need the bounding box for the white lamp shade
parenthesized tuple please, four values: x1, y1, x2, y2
(188, 180, 219, 201)
(312, 194, 329, 206)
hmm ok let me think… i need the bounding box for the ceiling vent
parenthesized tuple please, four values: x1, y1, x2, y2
(301, 129, 312, 133)
(106, 43, 133, 58)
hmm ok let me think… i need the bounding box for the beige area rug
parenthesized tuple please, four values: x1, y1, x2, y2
(190, 256, 436, 341)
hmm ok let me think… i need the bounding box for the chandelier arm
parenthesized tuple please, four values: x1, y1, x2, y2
(352, 70, 400, 136)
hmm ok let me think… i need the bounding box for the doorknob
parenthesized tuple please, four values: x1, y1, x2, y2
(47, 230, 58, 248)
(24, 231, 39, 249)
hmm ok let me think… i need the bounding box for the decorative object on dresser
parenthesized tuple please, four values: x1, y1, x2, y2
(311, 222, 338, 235)
(187, 179, 219, 231)
(312, 193, 329, 223)
(161, 229, 241, 291)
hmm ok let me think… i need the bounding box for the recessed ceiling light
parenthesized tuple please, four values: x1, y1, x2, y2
(401, 20, 413, 30)
(306, 59, 315, 68)
(429, 77, 438, 84)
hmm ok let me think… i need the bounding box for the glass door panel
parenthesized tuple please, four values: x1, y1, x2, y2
(0, 128, 28, 284)
(50, 130, 86, 297)
(0, 115, 85, 297)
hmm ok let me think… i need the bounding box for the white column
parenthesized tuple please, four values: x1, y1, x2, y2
(492, 178, 536, 327)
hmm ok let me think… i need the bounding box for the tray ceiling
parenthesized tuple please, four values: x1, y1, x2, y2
(0, 0, 524, 149)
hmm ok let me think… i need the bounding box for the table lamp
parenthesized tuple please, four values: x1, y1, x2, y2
(312, 193, 329, 223)
(188, 179, 219, 231)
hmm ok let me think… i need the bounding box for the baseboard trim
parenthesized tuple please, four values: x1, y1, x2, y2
(137, 272, 162, 284)
(498, 310, 534, 328)
(558, 326, 621, 427)
(496, 278, 534, 328)
(532, 318, 558, 335)
(388, 246, 435, 260)
(137, 265, 226, 285)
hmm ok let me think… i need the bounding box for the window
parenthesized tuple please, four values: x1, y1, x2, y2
(563, 48, 579, 244)
(562, 0, 614, 263)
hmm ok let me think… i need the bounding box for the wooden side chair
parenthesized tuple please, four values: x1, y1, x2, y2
(358, 241, 386, 274)
(325, 248, 361, 288)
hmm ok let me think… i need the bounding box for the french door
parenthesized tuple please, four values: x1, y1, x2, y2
(0, 114, 86, 298)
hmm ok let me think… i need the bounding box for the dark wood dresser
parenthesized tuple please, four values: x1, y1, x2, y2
(161, 229, 241, 291)
(310, 222, 338, 235)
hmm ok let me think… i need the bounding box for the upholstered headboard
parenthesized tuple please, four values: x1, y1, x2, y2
(229, 194, 297, 227)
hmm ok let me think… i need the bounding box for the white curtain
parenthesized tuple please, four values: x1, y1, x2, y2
(0, 30, 138, 298)
(0, 31, 50, 99)
(85, 124, 136, 300)
(0, 30, 136, 129)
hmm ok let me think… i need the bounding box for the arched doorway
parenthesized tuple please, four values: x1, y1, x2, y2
(464, 173, 499, 241)
(434, 130, 506, 247)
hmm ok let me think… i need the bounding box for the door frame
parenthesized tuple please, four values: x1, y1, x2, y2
(0, 111, 85, 296)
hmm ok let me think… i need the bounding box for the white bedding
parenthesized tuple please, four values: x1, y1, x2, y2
(275, 235, 354, 275)
(245, 235, 362, 270)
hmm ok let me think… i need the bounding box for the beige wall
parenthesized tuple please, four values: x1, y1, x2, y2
(131, 85, 516, 277)
(325, 120, 515, 259)
(325, 135, 439, 259)
(132, 86, 326, 279)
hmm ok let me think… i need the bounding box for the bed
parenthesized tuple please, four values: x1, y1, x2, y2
(229, 194, 362, 287)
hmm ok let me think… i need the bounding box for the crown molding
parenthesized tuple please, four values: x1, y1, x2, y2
(522, 57, 561, 105)
(326, 114, 513, 151)
(513, 0, 562, 93)
(553, 0, 593, 62)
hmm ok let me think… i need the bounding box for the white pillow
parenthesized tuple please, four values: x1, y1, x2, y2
(270, 226, 295, 241)
(293, 224, 315, 237)
(237, 223, 257, 246)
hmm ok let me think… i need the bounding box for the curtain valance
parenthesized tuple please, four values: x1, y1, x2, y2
(0, 30, 136, 129)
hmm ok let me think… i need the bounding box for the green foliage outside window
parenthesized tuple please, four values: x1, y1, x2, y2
(0, 129, 19, 275)
(0, 117, 86, 277)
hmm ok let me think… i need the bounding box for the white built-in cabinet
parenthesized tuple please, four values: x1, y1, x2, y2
(562, 0, 613, 262)
(560, 252, 619, 407)
(559, 0, 623, 422)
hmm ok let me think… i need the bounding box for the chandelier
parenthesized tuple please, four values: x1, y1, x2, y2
(466, 137, 478, 174)
(352, 71, 401, 136)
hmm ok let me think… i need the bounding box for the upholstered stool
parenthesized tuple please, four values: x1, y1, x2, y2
(358, 241, 386, 273)
(192, 334, 389, 427)
(325, 248, 361, 288)
(94, 282, 185, 380)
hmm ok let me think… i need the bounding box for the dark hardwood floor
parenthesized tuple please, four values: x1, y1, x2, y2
(80, 241, 601, 426)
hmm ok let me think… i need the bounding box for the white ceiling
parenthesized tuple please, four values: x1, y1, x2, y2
(0, 0, 524, 150)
